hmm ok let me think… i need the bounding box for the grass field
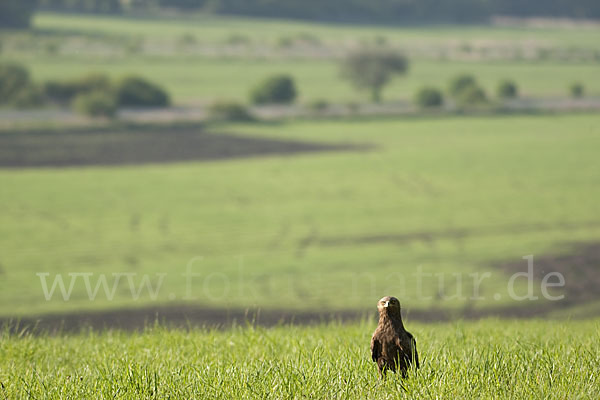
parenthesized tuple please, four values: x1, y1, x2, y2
(18, 58, 600, 104)
(2, 319, 599, 398)
(1, 113, 600, 318)
(2, 13, 599, 104)
(1, 10, 599, 399)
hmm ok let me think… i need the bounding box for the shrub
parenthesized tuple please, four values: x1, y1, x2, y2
(78, 72, 111, 93)
(207, 100, 254, 122)
(73, 90, 117, 118)
(12, 85, 45, 109)
(43, 80, 81, 104)
(457, 85, 487, 107)
(0, 62, 31, 104)
(250, 75, 297, 105)
(448, 74, 488, 108)
(570, 83, 584, 98)
(115, 76, 170, 108)
(497, 80, 518, 99)
(414, 87, 444, 109)
(43, 72, 111, 105)
(448, 74, 477, 98)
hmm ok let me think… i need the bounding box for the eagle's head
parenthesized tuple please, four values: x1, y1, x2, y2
(377, 296, 401, 317)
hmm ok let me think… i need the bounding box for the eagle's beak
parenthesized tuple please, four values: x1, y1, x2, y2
(384, 301, 389, 308)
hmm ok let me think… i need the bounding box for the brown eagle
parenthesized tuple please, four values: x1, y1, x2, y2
(370, 296, 419, 378)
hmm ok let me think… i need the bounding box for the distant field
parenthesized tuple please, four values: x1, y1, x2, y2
(31, 12, 600, 49)
(18, 58, 600, 104)
(2, 319, 599, 398)
(1, 13, 599, 104)
(1, 113, 600, 318)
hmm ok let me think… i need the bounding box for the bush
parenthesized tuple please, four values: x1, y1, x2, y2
(43, 80, 80, 104)
(43, 73, 112, 105)
(207, 100, 254, 122)
(78, 73, 111, 93)
(457, 85, 487, 107)
(570, 83, 584, 98)
(0, 63, 31, 105)
(250, 75, 297, 105)
(414, 87, 444, 109)
(448, 74, 477, 98)
(12, 85, 45, 109)
(73, 90, 117, 118)
(497, 80, 518, 99)
(115, 76, 170, 108)
(448, 74, 488, 108)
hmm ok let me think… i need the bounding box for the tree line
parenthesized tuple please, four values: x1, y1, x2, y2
(3, 0, 600, 29)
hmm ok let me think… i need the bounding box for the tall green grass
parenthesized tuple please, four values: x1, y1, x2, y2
(1, 319, 599, 398)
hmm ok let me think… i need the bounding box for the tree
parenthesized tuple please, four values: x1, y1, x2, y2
(448, 74, 477, 98)
(457, 85, 487, 108)
(0, 0, 38, 29)
(250, 75, 297, 105)
(0, 63, 31, 104)
(570, 82, 584, 98)
(115, 76, 170, 107)
(448, 74, 488, 108)
(414, 87, 444, 109)
(43, 72, 112, 105)
(497, 80, 518, 99)
(340, 48, 408, 103)
(39, 0, 121, 14)
(73, 90, 118, 118)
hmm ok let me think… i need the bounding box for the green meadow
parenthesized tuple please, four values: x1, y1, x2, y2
(1, 319, 599, 398)
(2, 113, 600, 317)
(1, 9, 600, 398)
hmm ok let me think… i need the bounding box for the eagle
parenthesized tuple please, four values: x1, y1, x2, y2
(370, 296, 419, 378)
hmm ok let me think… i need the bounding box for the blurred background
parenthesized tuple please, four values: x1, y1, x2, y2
(1, 0, 599, 329)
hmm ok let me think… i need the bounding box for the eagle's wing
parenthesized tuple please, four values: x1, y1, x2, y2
(396, 332, 419, 370)
(370, 335, 381, 362)
(407, 332, 419, 369)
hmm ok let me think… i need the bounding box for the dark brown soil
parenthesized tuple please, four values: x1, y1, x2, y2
(0, 299, 592, 335)
(492, 241, 600, 305)
(316, 222, 600, 248)
(0, 123, 368, 168)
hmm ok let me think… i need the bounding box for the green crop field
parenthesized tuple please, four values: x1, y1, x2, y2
(2, 113, 600, 318)
(1, 319, 599, 398)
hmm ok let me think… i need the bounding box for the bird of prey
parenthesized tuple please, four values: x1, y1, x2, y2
(370, 296, 419, 378)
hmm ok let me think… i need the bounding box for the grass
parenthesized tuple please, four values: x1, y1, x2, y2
(1, 318, 599, 398)
(1, 113, 600, 317)
(31, 12, 600, 48)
